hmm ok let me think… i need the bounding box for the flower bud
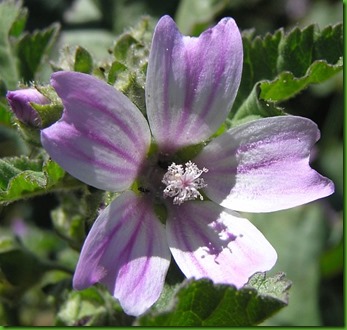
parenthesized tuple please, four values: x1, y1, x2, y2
(6, 88, 49, 127)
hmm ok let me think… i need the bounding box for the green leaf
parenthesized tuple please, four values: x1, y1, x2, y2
(0, 156, 66, 205)
(0, 156, 41, 189)
(235, 29, 282, 109)
(234, 23, 343, 110)
(260, 58, 342, 101)
(0, 78, 13, 127)
(0, 236, 45, 288)
(227, 83, 284, 128)
(107, 61, 127, 85)
(50, 187, 105, 250)
(113, 34, 141, 63)
(246, 272, 291, 303)
(30, 99, 64, 128)
(42, 158, 65, 187)
(107, 17, 154, 115)
(74, 46, 93, 74)
(0, 157, 47, 203)
(137, 276, 290, 326)
(8, 2, 27, 38)
(320, 240, 343, 278)
(277, 25, 315, 77)
(0, 0, 25, 89)
(56, 286, 134, 326)
(16, 23, 60, 82)
(0, 100, 13, 127)
(56, 287, 104, 326)
(111, 17, 153, 70)
(313, 23, 343, 64)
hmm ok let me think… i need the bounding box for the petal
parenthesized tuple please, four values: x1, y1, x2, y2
(194, 116, 334, 212)
(41, 71, 151, 192)
(73, 191, 171, 316)
(146, 15, 243, 152)
(166, 201, 277, 287)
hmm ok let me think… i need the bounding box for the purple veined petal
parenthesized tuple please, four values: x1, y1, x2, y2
(194, 116, 335, 212)
(166, 201, 277, 287)
(146, 15, 243, 153)
(41, 71, 151, 192)
(73, 191, 171, 316)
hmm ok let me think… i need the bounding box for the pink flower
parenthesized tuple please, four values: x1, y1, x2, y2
(41, 16, 334, 316)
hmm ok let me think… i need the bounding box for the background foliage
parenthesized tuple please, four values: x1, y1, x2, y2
(0, 0, 343, 326)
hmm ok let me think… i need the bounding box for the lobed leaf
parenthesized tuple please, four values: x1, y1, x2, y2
(137, 275, 290, 326)
(16, 23, 60, 82)
(0, 1, 60, 90)
(260, 58, 342, 101)
(233, 23, 343, 115)
(0, 156, 65, 205)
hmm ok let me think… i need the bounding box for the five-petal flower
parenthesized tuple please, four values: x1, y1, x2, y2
(40, 15, 334, 316)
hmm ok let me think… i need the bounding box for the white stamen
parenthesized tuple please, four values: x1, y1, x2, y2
(162, 161, 208, 205)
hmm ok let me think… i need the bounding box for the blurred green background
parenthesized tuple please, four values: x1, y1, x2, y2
(0, 0, 343, 326)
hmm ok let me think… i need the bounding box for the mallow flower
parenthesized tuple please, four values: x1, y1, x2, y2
(40, 15, 334, 316)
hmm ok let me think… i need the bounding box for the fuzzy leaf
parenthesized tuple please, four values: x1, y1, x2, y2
(16, 23, 60, 82)
(30, 99, 64, 128)
(233, 23, 343, 111)
(50, 188, 104, 250)
(246, 272, 291, 303)
(137, 275, 290, 326)
(0, 156, 65, 205)
(56, 286, 134, 326)
(107, 61, 127, 85)
(277, 25, 315, 77)
(107, 17, 154, 115)
(74, 46, 93, 74)
(113, 34, 141, 63)
(260, 58, 342, 101)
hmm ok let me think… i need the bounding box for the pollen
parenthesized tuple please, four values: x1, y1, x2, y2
(162, 161, 208, 205)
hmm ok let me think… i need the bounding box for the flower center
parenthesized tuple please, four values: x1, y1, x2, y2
(162, 161, 208, 205)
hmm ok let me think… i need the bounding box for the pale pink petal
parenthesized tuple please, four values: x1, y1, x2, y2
(41, 71, 151, 192)
(146, 15, 243, 152)
(194, 116, 334, 212)
(73, 191, 171, 316)
(166, 201, 277, 287)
